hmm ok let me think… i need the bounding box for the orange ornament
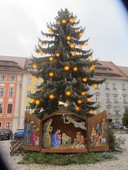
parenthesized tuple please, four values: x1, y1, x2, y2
(65, 91, 71, 96)
(35, 100, 40, 105)
(75, 29, 79, 32)
(70, 44, 75, 48)
(82, 77, 87, 82)
(90, 65, 95, 71)
(66, 36, 71, 41)
(87, 98, 91, 102)
(69, 18, 73, 23)
(62, 19, 66, 24)
(49, 72, 54, 77)
(64, 66, 70, 71)
(39, 51, 44, 55)
(49, 94, 55, 99)
(75, 106, 80, 111)
(49, 56, 54, 61)
(48, 29, 53, 33)
(81, 91, 86, 96)
(88, 57, 93, 62)
(88, 110, 93, 114)
(55, 53, 60, 57)
(73, 67, 78, 71)
(32, 64, 37, 69)
(77, 100, 82, 104)
(79, 33, 83, 37)
(71, 52, 76, 57)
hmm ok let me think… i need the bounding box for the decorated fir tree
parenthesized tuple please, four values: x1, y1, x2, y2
(30, 9, 104, 118)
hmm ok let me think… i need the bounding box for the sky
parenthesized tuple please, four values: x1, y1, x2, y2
(0, 0, 128, 66)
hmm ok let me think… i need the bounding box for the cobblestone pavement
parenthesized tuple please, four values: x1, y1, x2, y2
(0, 133, 128, 170)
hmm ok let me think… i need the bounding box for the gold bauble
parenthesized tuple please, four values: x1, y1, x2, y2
(71, 53, 76, 57)
(88, 57, 93, 62)
(35, 100, 40, 105)
(77, 100, 82, 104)
(90, 65, 95, 71)
(81, 91, 86, 96)
(66, 36, 71, 41)
(73, 67, 78, 71)
(49, 94, 55, 99)
(82, 77, 87, 82)
(64, 66, 70, 71)
(55, 52, 60, 57)
(87, 98, 91, 102)
(32, 64, 37, 69)
(65, 91, 71, 96)
(62, 19, 66, 24)
(69, 18, 74, 23)
(75, 29, 79, 32)
(79, 33, 83, 37)
(39, 51, 44, 55)
(70, 44, 75, 48)
(75, 106, 80, 111)
(49, 72, 54, 77)
(49, 56, 54, 61)
(48, 29, 53, 33)
(88, 110, 93, 114)
(93, 84, 98, 89)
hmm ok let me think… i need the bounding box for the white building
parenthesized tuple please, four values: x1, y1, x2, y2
(91, 61, 128, 123)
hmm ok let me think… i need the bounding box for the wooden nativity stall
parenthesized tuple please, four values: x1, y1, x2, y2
(23, 109, 109, 153)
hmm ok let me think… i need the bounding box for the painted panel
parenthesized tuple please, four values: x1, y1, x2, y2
(88, 110, 109, 152)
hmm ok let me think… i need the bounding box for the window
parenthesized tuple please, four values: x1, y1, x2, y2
(113, 84, 116, 90)
(9, 88, 14, 97)
(10, 75, 15, 81)
(7, 104, 13, 114)
(113, 95, 118, 103)
(122, 84, 126, 90)
(106, 94, 110, 103)
(6, 122, 11, 129)
(107, 108, 111, 114)
(0, 88, 4, 96)
(28, 78, 32, 85)
(95, 94, 100, 102)
(0, 104, 3, 114)
(105, 82, 110, 90)
(123, 95, 127, 103)
(1, 75, 6, 81)
(26, 106, 30, 113)
(27, 91, 31, 98)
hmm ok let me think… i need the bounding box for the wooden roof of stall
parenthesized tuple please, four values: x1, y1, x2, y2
(41, 109, 87, 121)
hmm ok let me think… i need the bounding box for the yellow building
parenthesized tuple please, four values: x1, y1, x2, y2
(19, 58, 43, 128)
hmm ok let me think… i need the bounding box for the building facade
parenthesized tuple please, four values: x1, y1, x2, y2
(0, 56, 26, 131)
(92, 61, 128, 123)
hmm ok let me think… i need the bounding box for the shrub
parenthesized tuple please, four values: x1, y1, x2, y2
(108, 129, 125, 152)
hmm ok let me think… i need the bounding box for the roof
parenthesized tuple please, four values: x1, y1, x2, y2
(95, 61, 128, 80)
(0, 55, 27, 68)
(118, 66, 128, 77)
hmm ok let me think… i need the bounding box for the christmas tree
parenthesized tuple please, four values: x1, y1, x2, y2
(30, 9, 104, 118)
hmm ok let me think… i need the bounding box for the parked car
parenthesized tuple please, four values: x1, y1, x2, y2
(14, 129, 24, 139)
(0, 129, 13, 140)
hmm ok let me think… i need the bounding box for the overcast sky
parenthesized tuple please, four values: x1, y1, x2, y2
(0, 0, 128, 66)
